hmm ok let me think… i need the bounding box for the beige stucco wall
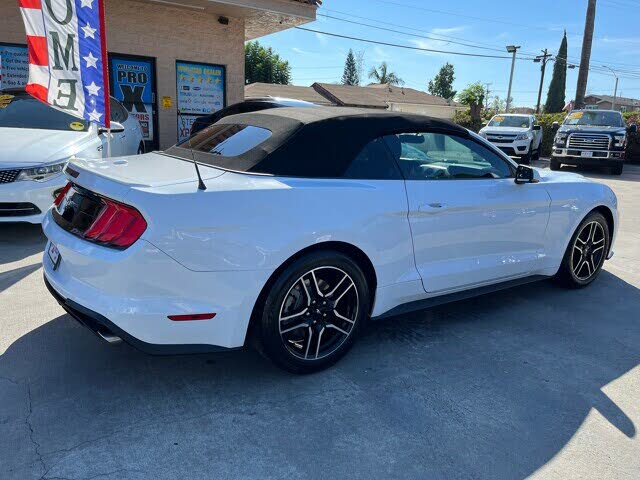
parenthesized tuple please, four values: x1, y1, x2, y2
(1, 0, 245, 148)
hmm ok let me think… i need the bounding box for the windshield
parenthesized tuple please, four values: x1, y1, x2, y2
(0, 92, 90, 131)
(564, 110, 624, 127)
(488, 115, 531, 128)
(166, 123, 272, 167)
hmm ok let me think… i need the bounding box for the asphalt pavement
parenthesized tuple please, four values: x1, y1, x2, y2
(1, 161, 639, 479)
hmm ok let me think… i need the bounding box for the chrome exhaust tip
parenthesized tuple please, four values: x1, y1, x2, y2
(97, 330, 123, 344)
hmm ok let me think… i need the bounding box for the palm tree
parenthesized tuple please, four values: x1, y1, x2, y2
(368, 62, 404, 86)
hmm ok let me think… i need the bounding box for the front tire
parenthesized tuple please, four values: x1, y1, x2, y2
(610, 163, 623, 175)
(257, 251, 369, 374)
(555, 211, 610, 289)
(550, 157, 561, 170)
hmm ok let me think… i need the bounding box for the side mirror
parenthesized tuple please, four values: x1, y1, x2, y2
(628, 123, 638, 134)
(98, 122, 125, 134)
(551, 121, 560, 132)
(532, 124, 542, 131)
(515, 164, 541, 184)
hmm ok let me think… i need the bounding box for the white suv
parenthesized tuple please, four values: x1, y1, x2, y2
(479, 114, 543, 164)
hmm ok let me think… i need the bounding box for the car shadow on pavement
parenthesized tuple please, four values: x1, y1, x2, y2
(1, 270, 639, 479)
(0, 223, 47, 266)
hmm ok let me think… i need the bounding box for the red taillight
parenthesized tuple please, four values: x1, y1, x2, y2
(84, 197, 147, 248)
(53, 182, 71, 206)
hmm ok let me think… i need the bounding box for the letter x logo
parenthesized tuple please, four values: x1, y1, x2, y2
(120, 85, 147, 113)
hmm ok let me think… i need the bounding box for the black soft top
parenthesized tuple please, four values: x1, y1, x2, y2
(172, 106, 468, 177)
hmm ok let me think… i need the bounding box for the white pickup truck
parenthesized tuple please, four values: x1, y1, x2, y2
(478, 114, 543, 164)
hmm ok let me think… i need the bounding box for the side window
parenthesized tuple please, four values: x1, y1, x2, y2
(109, 98, 128, 123)
(342, 137, 402, 180)
(385, 132, 513, 180)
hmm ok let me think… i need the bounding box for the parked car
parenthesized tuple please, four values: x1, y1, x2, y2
(43, 107, 618, 373)
(478, 114, 543, 164)
(551, 109, 636, 175)
(190, 97, 316, 136)
(0, 89, 145, 223)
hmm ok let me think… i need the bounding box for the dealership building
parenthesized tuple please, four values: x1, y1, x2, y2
(1, 0, 318, 150)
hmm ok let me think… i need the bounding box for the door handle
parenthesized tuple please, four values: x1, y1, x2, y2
(419, 202, 448, 211)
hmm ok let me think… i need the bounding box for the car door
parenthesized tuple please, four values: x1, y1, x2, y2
(388, 131, 551, 293)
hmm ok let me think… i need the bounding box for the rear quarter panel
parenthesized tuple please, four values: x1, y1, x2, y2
(128, 172, 418, 291)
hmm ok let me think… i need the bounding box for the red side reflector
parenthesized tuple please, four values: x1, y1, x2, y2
(168, 313, 217, 321)
(53, 182, 71, 207)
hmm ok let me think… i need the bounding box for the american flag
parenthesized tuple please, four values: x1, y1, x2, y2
(19, 0, 110, 128)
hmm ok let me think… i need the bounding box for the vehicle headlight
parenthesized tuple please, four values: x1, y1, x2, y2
(555, 133, 568, 145)
(16, 161, 66, 182)
(515, 132, 533, 141)
(614, 135, 626, 147)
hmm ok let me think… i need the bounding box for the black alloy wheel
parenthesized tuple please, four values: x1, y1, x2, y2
(257, 251, 368, 373)
(555, 211, 610, 288)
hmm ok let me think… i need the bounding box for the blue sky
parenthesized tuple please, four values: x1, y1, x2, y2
(255, 0, 640, 107)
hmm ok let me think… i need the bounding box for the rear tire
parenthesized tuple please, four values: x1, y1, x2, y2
(257, 251, 369, 374)
(550, 157, 561, 170)
(554, 211, 610, 289)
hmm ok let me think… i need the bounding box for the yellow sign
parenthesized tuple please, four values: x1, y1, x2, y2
(568, 111, 583, 119)
(494, 116, 504, 122)
(162, 96, 172, 109)
(69, 122, 85, 131)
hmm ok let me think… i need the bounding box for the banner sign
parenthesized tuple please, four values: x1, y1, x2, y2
(0, 44, 29, 89)
(111, 56, 154, 141)
(19, 0, 110, 127)
(176, 60, 225, 141)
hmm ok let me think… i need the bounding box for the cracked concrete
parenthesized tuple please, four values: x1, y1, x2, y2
(1, 162, 640, 479)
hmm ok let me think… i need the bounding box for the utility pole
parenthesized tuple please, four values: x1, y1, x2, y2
(534, 49, 552, 114)
(505, 45, 520, 112)
(575, 0, 597, 109)
(602, 65, 619, 110)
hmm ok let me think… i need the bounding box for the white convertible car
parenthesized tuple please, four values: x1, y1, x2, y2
(0, 89, 144, 223)
(42, 108, 618, 373)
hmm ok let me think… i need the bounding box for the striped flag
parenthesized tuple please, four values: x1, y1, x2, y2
(19, 0, 110, 127)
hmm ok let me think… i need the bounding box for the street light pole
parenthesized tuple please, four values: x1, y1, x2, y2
(505, 45, 520, 112)
(534, 49, 552, 114)
(602, 65, 619, 110)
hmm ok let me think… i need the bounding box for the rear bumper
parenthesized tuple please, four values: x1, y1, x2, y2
(44, 275, 233, 354)
(0, 174, 66, 223)
(42, 210, 271, 350)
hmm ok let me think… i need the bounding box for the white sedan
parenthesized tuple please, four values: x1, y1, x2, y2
(0, 89, 144, 223)
(42, 107, 618, 373)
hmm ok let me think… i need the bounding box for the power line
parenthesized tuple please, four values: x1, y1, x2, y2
(317, 13, 524, 56)
(296, 26, 515, 59)
(321, 7, 640, 70)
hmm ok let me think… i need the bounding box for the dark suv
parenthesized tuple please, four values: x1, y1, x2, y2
(551, 109, 637, 175)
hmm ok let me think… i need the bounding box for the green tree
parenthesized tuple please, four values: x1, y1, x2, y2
(427, 62, 456, 100)
(245, 41, 291, 85)
(457, 82, 486, 126)
(544, 32, 568, 113)
(368, 62, 404, 86)
(341, 49, 360, 86)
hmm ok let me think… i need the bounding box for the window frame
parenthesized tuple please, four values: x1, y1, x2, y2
(386, 129, 517, 181)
